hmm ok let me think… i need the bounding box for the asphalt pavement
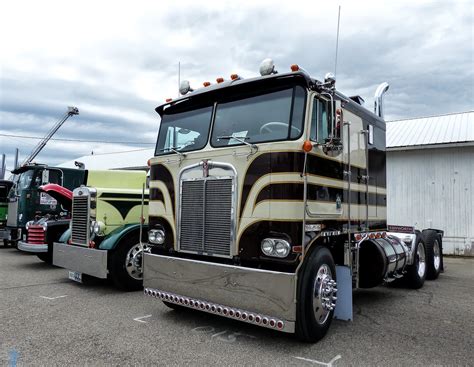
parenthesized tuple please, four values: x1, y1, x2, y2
(0, 248, 473, 366)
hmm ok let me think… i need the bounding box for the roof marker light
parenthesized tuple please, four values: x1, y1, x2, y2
(166, 98, 172, 102)
(203, 81, 211, 87)
(290, 64, 300, 72)
(230, 74, 241, 80)
(216, 77, 224, 83)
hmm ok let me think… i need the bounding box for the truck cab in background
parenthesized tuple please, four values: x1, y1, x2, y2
(6, 164, 86, 247)
(0, 179, 14, 246)
(53, 170, 149, 291)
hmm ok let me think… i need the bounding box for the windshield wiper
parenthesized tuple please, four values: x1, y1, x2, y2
(217, 136, 258, 150)
(159, 146, 187, 157)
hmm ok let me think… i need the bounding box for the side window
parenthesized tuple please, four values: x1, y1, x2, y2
(45, 169, 63, 185)
(310, 98, 330, 144)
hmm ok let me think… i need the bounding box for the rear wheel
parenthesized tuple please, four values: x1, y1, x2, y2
(423, 230, 442, 280)
(404, 233, 426, 289)
(296, 246, 337, 343)
(110, 236, 148, 291)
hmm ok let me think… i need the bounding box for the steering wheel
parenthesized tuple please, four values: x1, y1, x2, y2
(259, 121, 301, 135)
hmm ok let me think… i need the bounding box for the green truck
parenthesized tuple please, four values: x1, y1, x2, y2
(0, 179, 14, 246)
(53, 170, 149, 291)
(6, 164, 86, 247)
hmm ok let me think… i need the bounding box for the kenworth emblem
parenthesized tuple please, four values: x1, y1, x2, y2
(202, 160, 209, 178)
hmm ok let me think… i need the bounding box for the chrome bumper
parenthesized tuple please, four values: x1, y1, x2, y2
(143, 253, 297, 333)
(53, 242, 108, 279)
(18, 241, 48, 253)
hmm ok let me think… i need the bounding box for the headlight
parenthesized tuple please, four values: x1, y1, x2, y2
(260, 238, 291, 258)
(41, 223, 48, 231)
(93, 221, 106, 236)
(148, 229, 165, 245)
(25, 221, 33, 230)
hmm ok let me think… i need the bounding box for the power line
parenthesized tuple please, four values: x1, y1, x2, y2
(0, 133, 155, 145)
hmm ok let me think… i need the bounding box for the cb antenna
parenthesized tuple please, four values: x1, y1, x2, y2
(334, 5, 341, 79)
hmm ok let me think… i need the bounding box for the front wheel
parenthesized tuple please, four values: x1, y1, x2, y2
(110, 238, 148, 291)
(296, 246, 337, 343)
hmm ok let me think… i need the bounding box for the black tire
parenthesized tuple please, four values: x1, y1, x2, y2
(37, 252, 53, 264)
(403, 232, 426, 289)
(110, 234, 144, 292)
(3, 239, 8, 247)
(423, 230, 442, 280)
(295, 246, 337, 343)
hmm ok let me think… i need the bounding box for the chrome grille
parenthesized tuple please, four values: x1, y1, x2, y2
(179, 178, 233, 257)
(71, 195, 89, 246)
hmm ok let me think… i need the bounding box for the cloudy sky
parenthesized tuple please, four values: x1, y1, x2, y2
(0, 0, 472, 173)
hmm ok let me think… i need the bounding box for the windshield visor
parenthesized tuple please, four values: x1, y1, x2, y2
(211, 86, 305, 147)
(155, 106, 213, 156)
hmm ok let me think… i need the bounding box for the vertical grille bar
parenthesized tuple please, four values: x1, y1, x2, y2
(179, 178, 234, 257)
(71, 195, 90, 246)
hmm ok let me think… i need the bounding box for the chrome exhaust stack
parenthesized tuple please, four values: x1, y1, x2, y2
(374, 82, 390, 119)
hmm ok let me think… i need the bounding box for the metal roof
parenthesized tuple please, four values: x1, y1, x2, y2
(387, 111, 474, 150)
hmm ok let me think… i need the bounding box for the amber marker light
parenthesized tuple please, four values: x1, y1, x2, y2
(165, 98, 172, 102)
(290, 64, 300, 72)
(230, 74, 239, 80)
(147, 158, 151, 167)
(303, 140, 313, 152)
(203, 81, 211, 87)
(216, 77, 224, 83)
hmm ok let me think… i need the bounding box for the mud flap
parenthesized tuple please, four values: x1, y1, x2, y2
(334, 265, 353, 321)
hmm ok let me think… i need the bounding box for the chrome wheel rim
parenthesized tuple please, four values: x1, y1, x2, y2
(125, 243, 149, 280)
(433, 240, 441, 271)
(417, 242, 426, 278)
(312, 264, 337, 325)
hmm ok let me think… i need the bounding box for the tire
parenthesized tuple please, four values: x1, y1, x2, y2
(110, 234, 146, 291)
(423, 230, 442, 280)
(3, 239, 8, 247)
(37, 252, 53, 264)
(295, 246, 337, 343)
(403, 232, 426, 289)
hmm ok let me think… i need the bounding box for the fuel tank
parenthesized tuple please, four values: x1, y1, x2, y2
(358, 236, 409, 288)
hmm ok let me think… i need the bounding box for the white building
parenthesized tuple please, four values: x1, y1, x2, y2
(387, 111, 474, 256)
(60, 111, 474, 256)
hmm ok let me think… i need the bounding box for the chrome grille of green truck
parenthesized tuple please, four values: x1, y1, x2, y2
(71, 195, 89, 246)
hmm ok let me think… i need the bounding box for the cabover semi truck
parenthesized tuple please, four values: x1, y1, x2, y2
(6, 164, 86, 247)
(53, 170, 149, 291)
(0, 179, 14, 246)
(142, 59, 444, 342)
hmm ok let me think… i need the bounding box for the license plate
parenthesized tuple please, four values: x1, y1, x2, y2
(68, 271, 82, 283)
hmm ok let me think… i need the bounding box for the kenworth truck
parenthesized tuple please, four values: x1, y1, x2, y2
(143, 59, 444, 342)
(6, 164, 86, 247)
(53, 170, 149, 291)
(0, 179, 13, 246)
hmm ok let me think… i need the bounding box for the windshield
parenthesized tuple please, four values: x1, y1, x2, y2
(211, 86, 305, 147)
(17, 170, 35, 190)
(155, 106, 213, 155)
